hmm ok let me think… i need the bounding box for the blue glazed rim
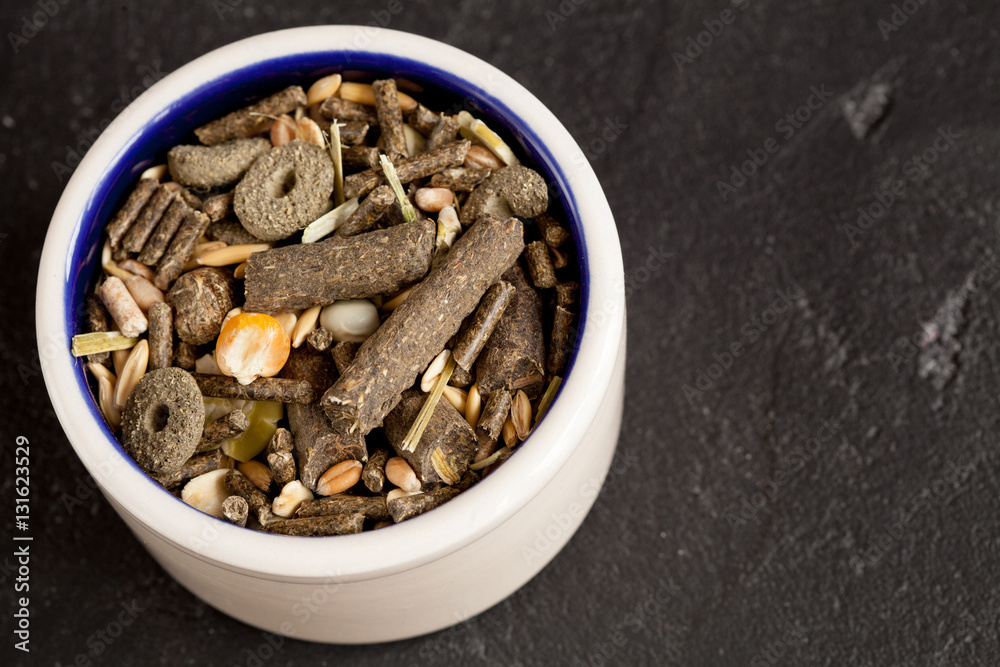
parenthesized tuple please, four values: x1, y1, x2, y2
(67, 52, 590, 506)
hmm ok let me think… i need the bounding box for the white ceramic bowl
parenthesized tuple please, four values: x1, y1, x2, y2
(37, 26, 625, 643)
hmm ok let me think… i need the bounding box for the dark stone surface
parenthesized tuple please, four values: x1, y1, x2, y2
(3, 1, 1000, 665)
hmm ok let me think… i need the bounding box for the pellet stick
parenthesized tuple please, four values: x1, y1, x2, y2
(296, 494, 390, 521)
(222, 495, 248, 527)
(173, 341, 196, 371)
(429, 167, 490, 192)
(335, 185, 395, 237)
(388, 487, 461, 523)
(191, 373, 316, 403)
(342, 145, 380, 172)
(151, 450, 221, 489)
(331, 340, 358, 375)
(383, 390, 477, 485)
(477, 389, 511, 440)
(473, 430, 498, 464)
(202, 192, 233, 222)
(147, 301, 173, 370)
(153, 210, 210, 290)
(196, 409, 249, 453)
(344, 140, 471, 200)
(194, 85, 307, 146)
(373, 79, 407, 159)
(362, 447, 391, 493)
(137, 197, 190, 266)
(407, 104, 440, 135)
(338, 121, 370, 146)
(83, 295, 112, 365)
(476, 263, 546, 399)
(280, 348, 366, 490)
(554, 281, 579, 308)
(319, 96, 379, 124)
(305, 327, 335, 353)
(225, 469, 277, 525)
(536, 212, 571, 248)
(122, 185, 175, 253)
(425, 114, 460, 152)
(319, 214, 524, 437)
(106, 178, 158, 249)
(243, 219, 435, 312)
(452, 281, 515, 372)
(177, 188, 202, 211)
(266, 428, 297, 486)
(263, 513, 364, 536)
(99, 276, 147, 337)
(547, 305, 575, 375)
(524, 240, 558, 289)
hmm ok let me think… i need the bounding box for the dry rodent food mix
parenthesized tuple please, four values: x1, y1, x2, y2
(71, 72, 581, 536)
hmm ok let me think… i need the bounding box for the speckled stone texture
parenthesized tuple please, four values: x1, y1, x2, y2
(7, 1, 1000, 666)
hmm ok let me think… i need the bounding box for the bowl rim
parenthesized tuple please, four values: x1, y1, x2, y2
(37, 25, 625, 582)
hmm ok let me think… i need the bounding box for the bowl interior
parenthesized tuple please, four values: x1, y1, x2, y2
(65, 48, 591, 548)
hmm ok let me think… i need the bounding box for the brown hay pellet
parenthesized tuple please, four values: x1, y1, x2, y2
(263, 513, 364, 536)
(153, 209, 210, 290)
(178, 188, 202, 211)
(121, 367, 205, 473)
(406, 104, 440, 135)
(147, 301, 173, 371)
(151, 449, 221, 490)
(331, 340, 358, 375)
(362, 447, 391, 493)
(547, 305, 575, 375)
(234, 140, 334, 242)
(224, 469, 277, 526)
(83, 295, 112, 365)
(192, 373, 316, 404)
(173, 341, 196, 371)
(202, 192, 234, 222)
(266, 428, 297, 486)
(449, 364, 473, 388)
(167, 138, 271, 189)
(373, 79, 407, 160)
(194, 85, 307, 146)
(344, 139, 471, 200)
(122, 184, 175, 253)
(106, 178, 158, 249)
(196, 409, 249, 453)
(205, 218, 265, 246)
(473, 429, 498, 464)
(477, 389, 511, 440)
(137, 197, 191, 266)
(280, 348, 366, 490)
(555, 281, 579, 308)
(476, 263, 546, 400)
(388, 486, 461, 523)
(525, 240, 558, 289)
(425, 114, 460, 152)
(296, 494, 390, 521)
(383, 389, 477, 486)
(305, 326, 335, 353)
(243, 219, 435, 312)
(452, 280, 515, 372)
(338, 120, 370, 146)
(460, 165, 549, 227)
(319, 214, 524, 437)
(166, 267, 234, 345)
(342, 145, 380, 172)
(319, 96, 379, 125)
(335, 184, 395, 237)
(222, 495, 249, 527)
(429, 167, 491, 192)
(536, 211, 570, 248)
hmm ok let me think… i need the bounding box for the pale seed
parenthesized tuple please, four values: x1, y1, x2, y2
(464, 144, 504, 170)
(270, 114, 297, 147)
(237, 460, 273, 493)
(114, 339, 149, 411)
(118, 259, 154, 280)
(315, 459, 363, 496)
(198, 243, 271, 267)
(112, 348, 130, 377)
(386, 488, 421, 502)
(338, 81, 417, 111)
(87, 361, 116, 386)
(306, 73, 342, 106)
(140, 164, 168, 181)
(273, 311, 298, 339)
(181, 469, 230, 518)
(511, 390, 532, 441)
(233, 262, 248, 280)
(465, 383, 482, 427)
(442, 385, 467, 414)
(272, 480, 314, 518)
(414, 187, 454, 212)
(291, 304, 321, 348)
(296, 117, 325, 147)
(431, 447, 460, 485)
(502, 416, 517, 448)
(421, 349, 451, 392)
(97, 375, 121, 431)
(380, 286, 412, 312)
(385, 457, 421, 493)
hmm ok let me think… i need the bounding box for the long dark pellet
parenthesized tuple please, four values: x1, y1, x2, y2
(122, 185, 175, 253)
(153, 210, 210, 290)
(296, 494, 390, 521)
(196, 409, 249, 453)
(344, 140, 471, 199)
(547, 305, 575, 375)
(452, 281, 515, 372)
(83, 295, 112, 365)
(320, 96, 379, 125)
(382, 390, 477, 486)
(429, 167, 490, 192)
(147, 301, 173, 370)
(406, 104, 440, 135)
(362, 447, 391, 493)
(137, 197, 190, 266)
(342, 145, 380, 172)
(425, 114, 460, 152)
(388, 487, 461, 523)
(524, 240, 558, 289)
(477, 389, 511, 440)
(106, 178, 158, 249)
(192, 373, 316, 403)
(151, 450, 221, 489)
(224, 469, 276, 525)
(266, 428, 297, 486)
(263, 513, 364, 536)
(195, 86, 307, 146)
(373, 79, 407, 160)
(335, 185, 395, 237)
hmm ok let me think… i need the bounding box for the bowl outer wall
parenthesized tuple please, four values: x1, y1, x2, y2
(36, 26, 625, 583)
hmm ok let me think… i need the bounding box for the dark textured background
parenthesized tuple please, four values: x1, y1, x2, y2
(3, 1, 1000, 665)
